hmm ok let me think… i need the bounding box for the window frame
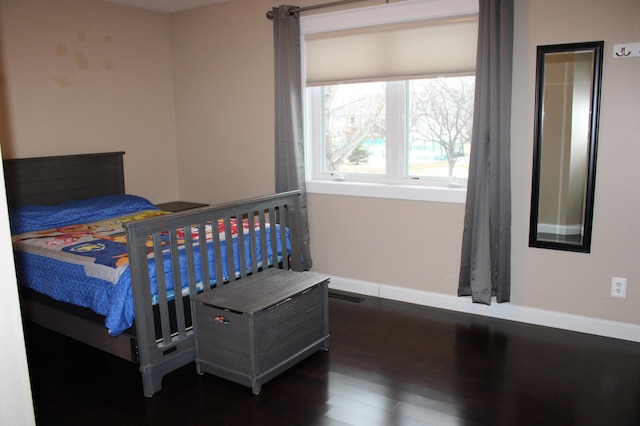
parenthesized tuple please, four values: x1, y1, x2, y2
(301, 0, 478, 204)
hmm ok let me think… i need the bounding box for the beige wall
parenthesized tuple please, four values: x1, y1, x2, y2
(171, 0, 639, 326)
(0, 0, 638, 331)
(512, 0, 639, 323)
(0, 0, 179, 203)
(171, 0, 278, 203)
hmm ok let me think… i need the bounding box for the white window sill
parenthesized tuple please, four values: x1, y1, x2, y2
(306, 180, 466, 204)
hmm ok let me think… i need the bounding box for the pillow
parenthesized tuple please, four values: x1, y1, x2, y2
(9, 194, 158, 235)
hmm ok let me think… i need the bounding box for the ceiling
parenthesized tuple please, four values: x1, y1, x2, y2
(101, 0, 228, 13)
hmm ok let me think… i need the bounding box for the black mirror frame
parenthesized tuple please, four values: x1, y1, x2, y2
(529, 41, 604, 253)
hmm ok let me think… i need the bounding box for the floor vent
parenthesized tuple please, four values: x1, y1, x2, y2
(328, 291, 364, 303)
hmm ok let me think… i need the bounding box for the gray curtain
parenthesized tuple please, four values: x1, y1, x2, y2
(458, 0, 513, 304)
(272, 6, 313, 270)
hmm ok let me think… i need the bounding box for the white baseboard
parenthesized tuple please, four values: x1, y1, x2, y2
(328, 275, 640, 343)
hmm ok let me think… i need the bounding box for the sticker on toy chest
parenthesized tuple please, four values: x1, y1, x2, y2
(215, 316, 230, 325)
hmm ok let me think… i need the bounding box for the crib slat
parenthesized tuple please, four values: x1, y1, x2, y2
(248, 212, 258, 275)
(152, 233, 172, 345)
(198, 222, 211, 293)
(287, 200, 302, 271)
(233, 213, 244, 278)
(268, 207, 278, 269)
(258, 209, 268, 269)
(212, 218, 224, 286)
(184, 227, 197, 295)
(224, 216, 236, 282)
(170, 227, 187, 339)
(278, 205, 288, 268)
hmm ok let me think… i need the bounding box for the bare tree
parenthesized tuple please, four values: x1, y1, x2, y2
(323, 84, 385, 172)
(322, 77, 473, 176)
(409, 76, 475, 177)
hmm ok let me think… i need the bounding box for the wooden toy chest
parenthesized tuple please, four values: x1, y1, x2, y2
(191, 268, 330, 394)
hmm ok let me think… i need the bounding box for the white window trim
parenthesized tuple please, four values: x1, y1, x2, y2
(301, 0, 478, 204)
(306, 180, 468, 203)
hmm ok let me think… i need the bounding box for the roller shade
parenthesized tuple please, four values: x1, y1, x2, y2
(305, 17, 478, 86)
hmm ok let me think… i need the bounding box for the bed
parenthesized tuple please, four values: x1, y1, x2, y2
(3, 151, 303, 397)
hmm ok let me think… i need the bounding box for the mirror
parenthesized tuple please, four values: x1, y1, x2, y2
(529, 41, 604, 253)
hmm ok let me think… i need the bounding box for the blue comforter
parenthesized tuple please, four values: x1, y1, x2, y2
(10, 194, 288, 336)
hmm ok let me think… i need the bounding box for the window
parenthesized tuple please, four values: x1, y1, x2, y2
(301, 0, 478, 202)
(308, 75, 474, 187)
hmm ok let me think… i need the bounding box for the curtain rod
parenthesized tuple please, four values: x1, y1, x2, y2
(266, 0, 384, 20)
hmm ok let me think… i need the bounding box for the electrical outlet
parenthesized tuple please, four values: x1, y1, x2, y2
(611, 277, 627, 298)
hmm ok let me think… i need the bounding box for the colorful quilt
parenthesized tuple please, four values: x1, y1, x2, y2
(10, 194, 289, 336)
(13, 210, 170, 285)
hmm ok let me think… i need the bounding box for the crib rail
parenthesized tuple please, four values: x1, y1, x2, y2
(123, 190, 301, 397)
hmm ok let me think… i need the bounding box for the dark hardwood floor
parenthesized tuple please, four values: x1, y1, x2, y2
(24, 291, 640, 425)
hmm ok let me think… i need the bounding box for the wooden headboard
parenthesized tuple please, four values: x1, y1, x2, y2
(3, 152, 125, 206)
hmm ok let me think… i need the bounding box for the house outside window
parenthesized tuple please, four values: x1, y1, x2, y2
(301, 0, 479, 203)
